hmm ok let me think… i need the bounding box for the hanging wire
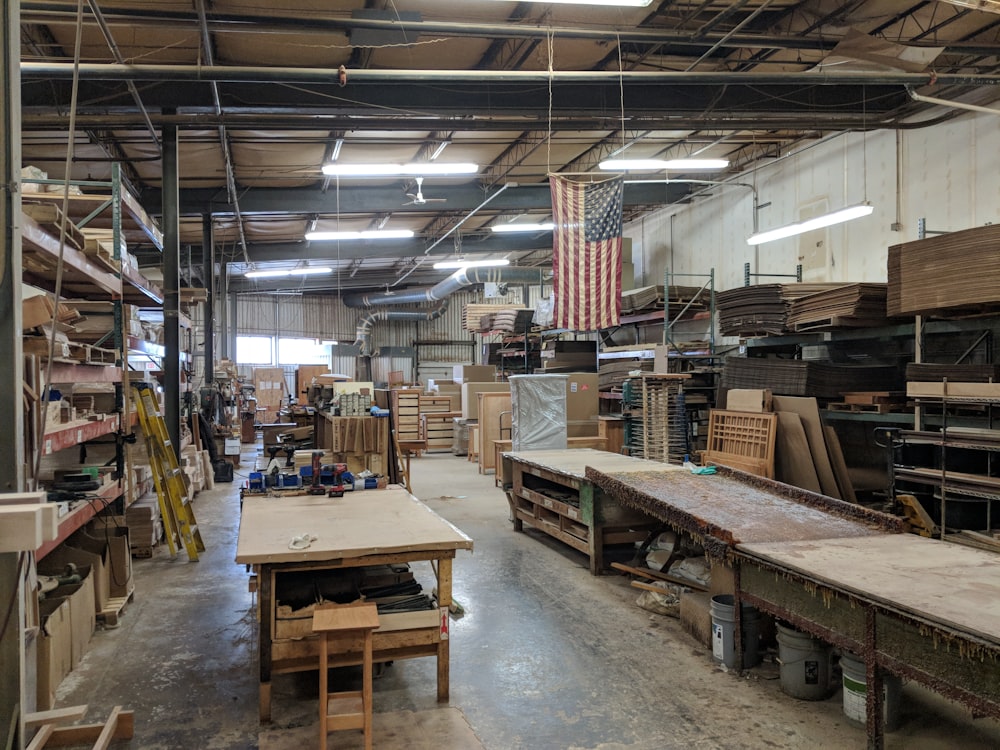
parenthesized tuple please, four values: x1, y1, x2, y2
(862, 85, 868, 203)
(546, 28, 554, 173)
(617, 33, 626, 154)
(34, 0, 87, 487)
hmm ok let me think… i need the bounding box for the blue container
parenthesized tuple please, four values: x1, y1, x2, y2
(281, 474, 300, 488)
(248, 472, 264, 490)
(365, 477, 378, 489)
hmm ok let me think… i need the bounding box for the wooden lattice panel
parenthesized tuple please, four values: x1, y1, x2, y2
(703, 410, 777, 478)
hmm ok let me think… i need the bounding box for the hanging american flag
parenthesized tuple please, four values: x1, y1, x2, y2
(549, 174, 624, 331)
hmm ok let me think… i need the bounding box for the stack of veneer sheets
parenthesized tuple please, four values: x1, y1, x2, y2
(906, 363, 1000, 382)
(462, 303, 526, 332)
(492, 308, 535, 333)
(620, 285, 662, 313)
(717, 283, 841, 336)
(888, 224, 1000, 317)
(599, 359, 652, 390)
(786, 283, 891, 331)
(721, 357, 900, 398)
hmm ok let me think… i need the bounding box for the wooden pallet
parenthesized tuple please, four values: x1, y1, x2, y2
(98, 589, 135, 629)
(827, 402, 895, 414)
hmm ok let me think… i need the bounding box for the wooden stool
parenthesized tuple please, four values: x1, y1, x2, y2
(312, 603, 380, 750)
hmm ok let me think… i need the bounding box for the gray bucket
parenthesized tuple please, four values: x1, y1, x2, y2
(840, 652, 903, 731)
(776, 623, 833, 700)
(709, 594, 761, 669)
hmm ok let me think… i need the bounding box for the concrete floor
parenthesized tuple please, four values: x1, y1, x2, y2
(55, 448, 1000, 749)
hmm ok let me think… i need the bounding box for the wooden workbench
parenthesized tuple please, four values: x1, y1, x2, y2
(501, 449, 683, 574)
(236, 487, 473, 722)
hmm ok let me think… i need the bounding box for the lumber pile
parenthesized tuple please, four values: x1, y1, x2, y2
(720, 357, 900, 399)
(599, 359, 652, 390)
(462, 303, 526, 332)
(717, 283, 842, 337)
(492, 308, 535, 333)
(905, 363, 1000, 382)
(787, 283, 890, 331)
(887, 224, 1000, 317)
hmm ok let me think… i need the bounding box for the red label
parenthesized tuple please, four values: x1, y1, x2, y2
(440, 607, 450, 640)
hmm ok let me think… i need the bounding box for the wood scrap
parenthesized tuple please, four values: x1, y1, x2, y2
(771, 395, 840, 499)
(611, 561, 708, 591)
(824, 424, 857, 503)
(774, 411, 822, 493)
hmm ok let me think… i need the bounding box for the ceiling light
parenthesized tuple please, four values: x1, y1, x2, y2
(747, 203, 874, 245)
(244, 269, 291, 279)
(245, 266, 334, 279)
(305, 229, 415, 241)
(432, 259, 511, 270)
(287, 266, 333, 276)
(320, 162, 478, 177)
(491, 222, 555, 233)
(599, 158, 729, 171)
(489, 0, 653, 5)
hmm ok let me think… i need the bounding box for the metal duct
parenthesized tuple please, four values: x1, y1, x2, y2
(355, 301, 449, 355)
(343, 266, 546, 308)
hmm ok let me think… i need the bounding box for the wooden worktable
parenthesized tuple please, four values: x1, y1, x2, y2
(501, 449, 683, 574)
(237, 488, 473, 722)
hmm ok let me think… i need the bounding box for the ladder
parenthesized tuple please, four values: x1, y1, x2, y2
(132, 382, 205, 561)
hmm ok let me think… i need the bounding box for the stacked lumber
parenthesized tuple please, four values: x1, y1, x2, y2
(462, 303, 526, 332)
(721, 357, 900, 398)
(620, 285, 709, 316)
(887, 224, 1000, 317)
(717, 283, 842, 336)
(905, 363, 1000, 382)
(492, 308, 535, 332)
(787, 283, 890, 331)
(599, 359, 652, 390)
(126, 494, 162, 556)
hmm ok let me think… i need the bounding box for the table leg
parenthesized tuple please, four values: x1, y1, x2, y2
(436, 557, 453, 702)
(318, 632, 328, 748)
(589, 523, 603, 576)
(259, 565, 273, 723)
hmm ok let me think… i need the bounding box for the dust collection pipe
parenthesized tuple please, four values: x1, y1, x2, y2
(20, 62, 1000, 87)
(346, 266, 547, 354)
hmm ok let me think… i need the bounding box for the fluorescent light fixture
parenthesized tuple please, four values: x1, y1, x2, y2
(305, 229, 415, 241)
(321, 162, 478, 177)
(245, 266, 333, 279)
(491, 222, 555, 233)
(432, 259, 511, 270)
(489, 0, 653, 5)
(599, 158, 729, 171)
(319, 339, 338, 345)
(747, 203, 874, 245)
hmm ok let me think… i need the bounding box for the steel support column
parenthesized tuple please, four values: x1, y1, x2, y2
(162, 115, 181, 458)
(0, 0, 24, 743)
(202, 213, 214, 383)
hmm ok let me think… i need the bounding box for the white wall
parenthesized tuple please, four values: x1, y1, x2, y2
(629, 108, 1000, 294)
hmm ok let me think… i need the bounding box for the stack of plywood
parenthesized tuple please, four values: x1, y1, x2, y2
(888, 224, 1000, 317)
(126, 494, 162, 556)
(253, 367, 287, 423)
(717, 283, 843, 337)
(721, 357, 900, 399)
(905, 363, 1000, 382)
(787, 283, 889, 331)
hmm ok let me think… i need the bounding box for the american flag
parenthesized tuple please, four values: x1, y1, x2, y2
(549, 174, 624, 331)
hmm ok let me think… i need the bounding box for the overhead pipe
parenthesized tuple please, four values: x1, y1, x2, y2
(354, 301, 450, 355)
(344, 266, 547, 308)
(20, 62, 1000, 87)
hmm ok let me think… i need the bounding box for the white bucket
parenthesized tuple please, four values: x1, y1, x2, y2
(776, 623, 833, 701)
(709, 594, 761, 669)
(840, 652, 903, 731)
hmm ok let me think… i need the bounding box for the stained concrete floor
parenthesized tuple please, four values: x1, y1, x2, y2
(55, 448, 1000, 749)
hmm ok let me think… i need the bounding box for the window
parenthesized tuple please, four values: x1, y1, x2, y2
(277, 337, 329, 366)
(236, 335, 273, 365)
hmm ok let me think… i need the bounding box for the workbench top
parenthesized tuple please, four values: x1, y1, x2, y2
(503, 448, 684, 480)
(236, 487, 473, 565)
(739, 534, 1000, 646)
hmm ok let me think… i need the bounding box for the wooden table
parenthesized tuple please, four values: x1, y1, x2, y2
(501, 449, 683, 574)
(236, 488, 473, 722)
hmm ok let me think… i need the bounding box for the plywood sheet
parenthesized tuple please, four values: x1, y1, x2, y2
(771, 395, 840, 499)
(504, 448, 684, 481)
(824, 424, 857, 503)
(477, 392, 511, 472)
(725, 389, 772, 413)
(739, 534, 1000, 646)
(775, 412, 821, 493)
(236, 488, 473, 564)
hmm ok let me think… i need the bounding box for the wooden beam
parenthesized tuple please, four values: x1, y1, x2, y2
(43, 709, 134, 748)
(24, 705, 88, 729)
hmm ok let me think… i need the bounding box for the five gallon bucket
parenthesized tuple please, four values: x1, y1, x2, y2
(775, 623, 833, 700)
(840, 652, 903, 731)
(709, 594, 761, 669)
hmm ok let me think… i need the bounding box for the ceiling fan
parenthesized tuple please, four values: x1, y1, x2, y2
(403, 177, 447, 206)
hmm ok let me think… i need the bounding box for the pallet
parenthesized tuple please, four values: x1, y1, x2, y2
(827, 402, 895, 414)
(98, 589, 135, 628)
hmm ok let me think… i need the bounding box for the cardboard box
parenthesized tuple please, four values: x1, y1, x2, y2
(453, 365, 496, 384)
(82, 523, 133, 598)
(49, 568, 96, 668)
(36, 597, 72, 710)
(460, 382, 510, 420)
(565, 373, 599, 437)
(39, 543, 107, 614)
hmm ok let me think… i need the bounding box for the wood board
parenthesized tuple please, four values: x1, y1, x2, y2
(503, 448, 683, 481)
(771, 395, 840, 499)
(738, 534, 1000, 646)
(774, 411, 821, 493)
(236, 488, 473, 564)
(824, 424, 857, 503)
(477, 392, 511, 473)
(725, 388, 772, 413)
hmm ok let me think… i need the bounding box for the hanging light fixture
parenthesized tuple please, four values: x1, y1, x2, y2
(432, 258, 510, 270)
(305, 229, 414, 241)
(245, 265, 333, 279)
(491, 222, 555, 233)
(746, 203, 874, 245)
(599, 158, 729, 171)
(320, 163, 478, 177)
(488, 0, 653, 6)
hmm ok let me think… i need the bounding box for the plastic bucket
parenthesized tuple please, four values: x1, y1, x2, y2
(776, 623, 833, 700)
(840, 652, 903, 731)
(709, 594, 761, 669)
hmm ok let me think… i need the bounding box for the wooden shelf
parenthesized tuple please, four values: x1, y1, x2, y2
(45, 361, 123, 385)
(19, 191, 162, 250)
(121, 266, 164, 305)
(21, 213, 122, 300)
(43, 415, 120, 456)
(35, 480, 123, 560)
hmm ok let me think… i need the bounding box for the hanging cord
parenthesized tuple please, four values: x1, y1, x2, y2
(546, 28, 554, 173)
(617, 33, 626, 154)
(862, 85, 868, 203)
(34, 0, 87, 487)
